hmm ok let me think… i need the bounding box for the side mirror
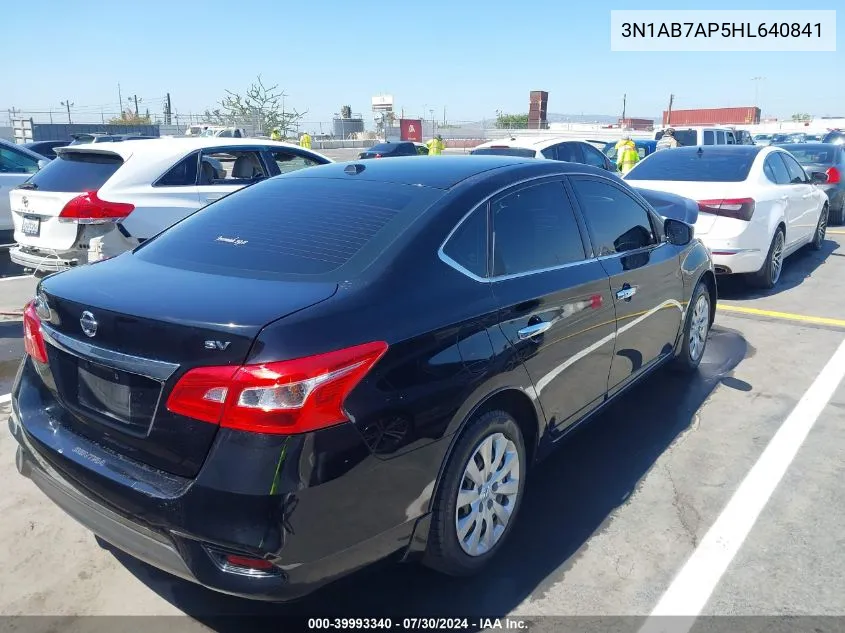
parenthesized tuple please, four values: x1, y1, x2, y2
(812, 171, 829, 184)
(664, 218, 693, 246)
(37, 159, 49, 170)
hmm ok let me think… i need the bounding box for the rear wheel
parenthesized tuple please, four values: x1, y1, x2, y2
(810, 205, 828, 251)
(424, 410, 526, 576)
(749, 227, 785, 290)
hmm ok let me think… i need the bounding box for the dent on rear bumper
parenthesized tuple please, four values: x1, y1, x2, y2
(9, 359, 444, 600)
(9, 246, 84, 271)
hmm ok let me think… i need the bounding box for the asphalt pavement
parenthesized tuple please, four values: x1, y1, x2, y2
(1, 165, 845, 628)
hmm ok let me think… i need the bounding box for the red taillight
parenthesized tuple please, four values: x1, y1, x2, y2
(59, 190, 134, 224)
(166, 341, 388, 434)
(697, 198, 756, 222)
(224, 554, 274, 571)
(23, 301, 48, 364)
(826, 167, 841, 184)
(374, 153, 382, 158)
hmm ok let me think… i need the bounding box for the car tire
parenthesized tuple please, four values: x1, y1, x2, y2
(671, 280, 711, 373)
(810, 205, 829, 251)
(830, 204, 845, 226)
(424, 409, 526, 577)
(749, 227, 785, 290)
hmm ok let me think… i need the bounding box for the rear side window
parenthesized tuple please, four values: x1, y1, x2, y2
(780, 153, 809, 184)
(555, 143, 581, 163)
(491, 181, 585, 276)
(22, 152, 123, 191)
(626, 149, 755, 182)
(764, 154, 791, 184)
(703, 131, 714, 144)
(674, 131, 697, 147)
(442, 207, 488, 278)
(136, 178, 442, 279)
(471, 147, 536, 158)
(156, 152, 199, 187)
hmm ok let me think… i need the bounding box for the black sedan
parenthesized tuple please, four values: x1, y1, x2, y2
(22, 140, 71, 160)
(358, 141, 424, 159)
(10, 156, 715, 602)
(780, 143, 845, 224)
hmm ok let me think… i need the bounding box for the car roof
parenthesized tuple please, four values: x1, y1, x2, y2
(283, 155, 613, 190)
(474, 136, 591, 151)
(54, 137, 329, 161)
(0, 138, 49, 161)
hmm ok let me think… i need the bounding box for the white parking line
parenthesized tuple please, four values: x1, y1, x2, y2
(0, 274, 33, 282)
(0, 393, 10, 405)
(639, 336, 845, 633)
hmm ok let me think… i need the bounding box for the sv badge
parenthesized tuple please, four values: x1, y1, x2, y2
(204, 340, 231, 351)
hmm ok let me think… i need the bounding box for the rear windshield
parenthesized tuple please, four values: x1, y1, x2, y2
(626, 149, 755, 182)
(786, 146, 835, 164)
(470, 147, 536, 158)
(655, 130, 697, 147)
(368, 143, 404, 153)
(135, 177, 443, 280)
(22, 152, 123, 192)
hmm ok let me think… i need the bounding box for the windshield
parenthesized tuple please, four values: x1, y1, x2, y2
(655, 130, 697, 147)
(470, 147, 536, 158)
(625, 148, 756, 182)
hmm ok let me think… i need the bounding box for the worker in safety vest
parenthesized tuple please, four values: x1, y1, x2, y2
(299, 132, 312, 149)
(426, 134, 444, 155)
(656, 127, 680, 151)
(270, 128, 282, 141)
(615, 134, 640, 175)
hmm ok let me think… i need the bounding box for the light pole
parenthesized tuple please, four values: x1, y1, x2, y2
(751, 76, 765, 110)
(61, 100, 74, 124)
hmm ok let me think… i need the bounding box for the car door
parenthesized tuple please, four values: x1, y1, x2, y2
(568, 175, 684, 394)
(488, 178, 617, 436)
(195, 146, 270, 207)
(0, 145, 41, 232)
(778, 152, 819, 245)
(580, 142, 614, 172)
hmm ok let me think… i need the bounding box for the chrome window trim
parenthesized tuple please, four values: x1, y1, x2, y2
(41, 323, 180, 382)
(438, 172, 605, 284)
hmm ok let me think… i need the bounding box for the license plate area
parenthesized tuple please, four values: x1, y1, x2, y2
(48, 348, 163, 435)
(21, 216, 40, 237)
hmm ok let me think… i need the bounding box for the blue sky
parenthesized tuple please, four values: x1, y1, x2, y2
(3, 0, 842, 124)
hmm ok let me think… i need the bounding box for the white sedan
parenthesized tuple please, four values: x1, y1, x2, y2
(625, 145, 829, 289)
(0, 139, 48, 232)
(8, 137, 332, 273)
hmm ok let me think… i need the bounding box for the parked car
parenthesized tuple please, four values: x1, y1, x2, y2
(779, 143, 845, 225)
(8, 138, 332, 273)
(770, 134, 791, 145)
(69, 133, 157, 145)
(787, 133, 807, 144)
(470, 137, 616, 172)
(753, 134, 774, 146)
(414, 142, 430, 155)
(804, 134, 824, 142)
(11, 155, 715, 602)
(0, 139, 48, 232)
(602, 139, 657, 164)
(733, 130, 756, 145)
(201, 127, 248, 139)
(357, 142, 423, 159)
(625, 145, 829, 289)
(822, 130, 845, 146)
(654, 127, 738, 146)
(22, 140, 71, 160)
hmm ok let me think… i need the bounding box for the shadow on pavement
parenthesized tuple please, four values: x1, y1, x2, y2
(717, 238, 838, 300)
(107, 326, 749, 629)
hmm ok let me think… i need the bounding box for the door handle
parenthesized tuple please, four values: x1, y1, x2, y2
(616, 286, 637, 301)
(204, 194, 224, 202)
(517, 321, 552, 340)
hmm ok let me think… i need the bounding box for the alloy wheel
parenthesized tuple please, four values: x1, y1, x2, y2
(689, 293, 710, 362)
(455, 432, 520, 557)
(771, 232, 785, 284)
(816, 208, 828, 246)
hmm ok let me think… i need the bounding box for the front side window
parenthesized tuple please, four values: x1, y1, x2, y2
(491, 181, 585, 276)
(0, 147, 39, 174)
(541, 146, 557, 160)
(571, 178, 656, 256)
(442, 206, 488, 278)
(270, 150, 323, 175)
(780, 153, 810, 184)
(581, 144, 608, 169)
(199, 149, 267, 185)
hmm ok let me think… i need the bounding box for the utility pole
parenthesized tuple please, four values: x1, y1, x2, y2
(666, 94, 675, 126)
(8, 107, 18, 126)
(61, 100, 74, 124)
(751, 76, 765, 109)
(443, 106, 446, 126)
(118, 83, 123, 119)
(622, 94, 627, 122)
(165, 93, 172, 125)
(133, 95, 140, 118)
(48, 108, 53, 124)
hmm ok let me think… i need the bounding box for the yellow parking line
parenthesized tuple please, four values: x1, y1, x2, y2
(827, 230, 845, 235)
(718, 304, 845, 328)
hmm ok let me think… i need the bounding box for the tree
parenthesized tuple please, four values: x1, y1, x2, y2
(108, 109, 151, 125)
(495, 110, 530, 129)
(204, 75, 307, 136)
(791, 113, 812, 121)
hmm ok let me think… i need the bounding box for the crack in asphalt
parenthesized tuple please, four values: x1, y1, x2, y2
(664, 461, 701, 549)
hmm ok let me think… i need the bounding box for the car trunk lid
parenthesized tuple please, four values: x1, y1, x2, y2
(35, 254, 338, 477)
(10, 149, 126, 251)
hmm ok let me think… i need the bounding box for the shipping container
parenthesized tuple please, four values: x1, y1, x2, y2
(620, 118, 655, 130)
(662, 107, 760, 126)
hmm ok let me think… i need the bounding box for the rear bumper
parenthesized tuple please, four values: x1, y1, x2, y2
(9, 246, 82, 272)
(9, 357, 440, 601)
